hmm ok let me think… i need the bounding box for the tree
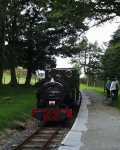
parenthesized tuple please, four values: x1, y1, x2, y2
(18, 0, 119, 86)
(2, 0, 25, 86)
(86, 0, 120, 26)
(109, 26, 120, 46)
(18, 1, 58, 85)
(86, 43, 103, 86)
(0, 0, 120, 86)
(0, 0, 10, 86)
(6, 1, 19, 86)
(102, 26, 120, 78)
(72, 40, 103, 86)
(17, 0, 90, 85)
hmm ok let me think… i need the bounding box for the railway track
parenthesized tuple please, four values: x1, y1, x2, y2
(11, 127, 68, 150)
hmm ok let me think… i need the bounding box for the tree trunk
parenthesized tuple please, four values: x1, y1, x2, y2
(25, 68, 32, 86)
(0, 68, 3, 86)
(10, 67, 17, 86)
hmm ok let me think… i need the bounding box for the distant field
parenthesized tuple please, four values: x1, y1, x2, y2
(2, 70, 38, 85)
(0, 87, 36, 130)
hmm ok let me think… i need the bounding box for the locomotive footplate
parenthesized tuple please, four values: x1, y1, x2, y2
(32, 108, 73, 122)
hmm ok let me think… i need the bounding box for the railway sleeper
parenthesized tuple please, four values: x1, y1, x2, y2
(22, 144, 43, 148)
(31, 138, 49, 142)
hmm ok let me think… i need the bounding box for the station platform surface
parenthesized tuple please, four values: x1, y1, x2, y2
(58, 92, 90, 150)
(58, 91, 120, 150)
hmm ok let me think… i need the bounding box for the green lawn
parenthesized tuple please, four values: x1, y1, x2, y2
(0, 86, 36, 130)
(80, 83, 104, 94)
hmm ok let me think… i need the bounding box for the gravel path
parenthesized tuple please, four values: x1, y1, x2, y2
(0, 119, 38, 150)
(81, 91, 120, 150)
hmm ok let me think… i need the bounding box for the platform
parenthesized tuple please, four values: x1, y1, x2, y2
(58, 92, 90, 150)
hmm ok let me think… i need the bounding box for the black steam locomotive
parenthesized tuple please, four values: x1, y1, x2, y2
(32, 68, 81, 122)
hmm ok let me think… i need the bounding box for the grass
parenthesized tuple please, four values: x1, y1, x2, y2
(80, 83, 104, 95)
(0, 86, 36, 130)
(117, 95, 120, 109)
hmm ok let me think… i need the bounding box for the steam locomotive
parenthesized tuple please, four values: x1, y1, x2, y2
(32, 68, 81, 123)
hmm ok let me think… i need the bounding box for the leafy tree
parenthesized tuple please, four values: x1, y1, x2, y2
(109, 26, 120, 46)
(86, 0, 120, 25)
(102, 47, 120, 78)
(17, 0, 90, 85)
(102, 26, 120, 79)
(86, 43, 103, 86)
(18, 1, 58, 85)
(5, 1, 21, 86)
(0, 0, 120, 86)
(72, 40, 103, 86)
(0, 0, 10, 86)
(0, 0, 27, 86)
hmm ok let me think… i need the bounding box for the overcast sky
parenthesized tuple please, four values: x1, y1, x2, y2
(86, 17, 120, 46)
(57, 17, 120, 68)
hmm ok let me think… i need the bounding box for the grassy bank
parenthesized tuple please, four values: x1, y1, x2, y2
(80, 84, 104, 95)
(0, 86, 36, 130)
(117, 95, 120, 109)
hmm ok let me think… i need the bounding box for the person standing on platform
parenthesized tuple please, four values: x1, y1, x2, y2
(105, 77, 111, 99)
(110, 78, 119, 105)
(115, 77, 119, 100)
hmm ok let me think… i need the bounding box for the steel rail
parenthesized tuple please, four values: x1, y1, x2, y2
(14, 128, 40, 150)
(41, 128, 61, 150)
(14, 127, 61, 150)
